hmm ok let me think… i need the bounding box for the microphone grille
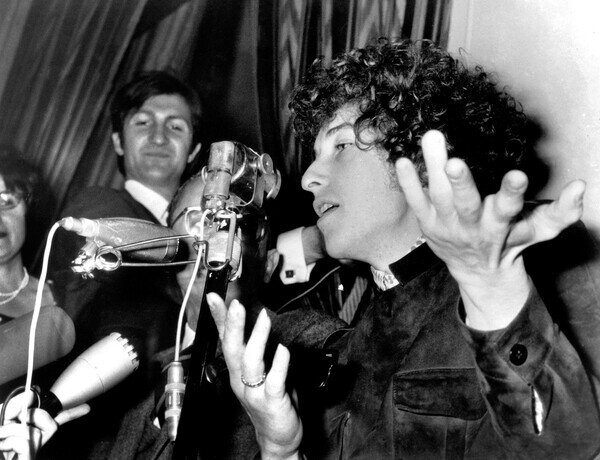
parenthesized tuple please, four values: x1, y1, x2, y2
(113, 332, 140, 370)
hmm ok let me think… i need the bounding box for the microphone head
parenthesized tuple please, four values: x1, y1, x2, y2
(50, 332, 139, 410)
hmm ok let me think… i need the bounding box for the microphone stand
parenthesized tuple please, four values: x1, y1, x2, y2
(172, 264, 232, 460)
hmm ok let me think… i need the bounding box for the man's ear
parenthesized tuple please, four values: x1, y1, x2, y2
(264, 249, 281, 283)
(188, 143, 202, 164)
(111, 133, 125, 156)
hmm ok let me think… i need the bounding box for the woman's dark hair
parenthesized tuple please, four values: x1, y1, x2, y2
(110, 70, 204, 175)
(290, 38, 532, 197)
(0, 145, 40, 207)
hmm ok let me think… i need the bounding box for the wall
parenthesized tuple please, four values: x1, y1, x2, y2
(447, 0, 600, 236)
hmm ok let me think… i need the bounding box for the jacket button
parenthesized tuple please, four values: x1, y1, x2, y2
(509, 344, 528, 365)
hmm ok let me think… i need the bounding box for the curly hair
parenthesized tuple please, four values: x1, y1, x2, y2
(290, 38, 532, 197)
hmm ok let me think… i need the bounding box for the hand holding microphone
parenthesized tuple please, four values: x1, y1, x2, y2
(1, 333, 139, 459)
(0, 392, 90, 460)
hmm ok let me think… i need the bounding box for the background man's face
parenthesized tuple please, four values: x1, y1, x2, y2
(112, 94, 199, 191)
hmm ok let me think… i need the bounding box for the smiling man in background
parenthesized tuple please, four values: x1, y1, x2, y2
(47, 70, 203, 459)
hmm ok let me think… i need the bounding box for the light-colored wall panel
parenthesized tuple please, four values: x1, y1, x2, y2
(448, 0, 600, 236)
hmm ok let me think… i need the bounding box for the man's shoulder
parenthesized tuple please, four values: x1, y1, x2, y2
(61, 186, 150, 220)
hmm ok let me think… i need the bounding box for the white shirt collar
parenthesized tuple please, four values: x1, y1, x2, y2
(124, 180, 169, 225)
(369, 236, 426, 291)
(370, 267, 400, 291)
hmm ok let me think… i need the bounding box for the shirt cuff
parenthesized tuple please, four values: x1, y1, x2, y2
(459, 283, 553, 383)
(276, 227, 315, 284)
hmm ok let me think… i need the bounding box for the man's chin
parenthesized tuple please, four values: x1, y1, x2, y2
(322, 235, 352, 261)
(140, 168, 180, 184)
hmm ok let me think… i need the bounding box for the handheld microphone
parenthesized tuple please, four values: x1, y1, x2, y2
(40, 332, 139, 417)
(0, 306, 75, 385)
(60, 217, 180, 274)
(60, 216, 179, 263)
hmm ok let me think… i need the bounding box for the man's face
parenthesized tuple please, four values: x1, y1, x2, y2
(301, 104, 416, 267)
(112, 94, 200, 194)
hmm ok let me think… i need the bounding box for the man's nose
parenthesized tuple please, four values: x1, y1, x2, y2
(301, 158, 328, 193)
(150, 123, 167, 145)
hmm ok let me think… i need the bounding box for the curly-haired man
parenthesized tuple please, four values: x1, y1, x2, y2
(208, 38, 600, 458)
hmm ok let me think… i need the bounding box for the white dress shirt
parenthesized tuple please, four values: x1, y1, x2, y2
(124, 180, 170, 225)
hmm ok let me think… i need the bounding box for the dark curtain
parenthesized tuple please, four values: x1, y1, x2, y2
(0, 0, 207, 269)
(0, 0, 451, 268)
(0, 0, 147, 267)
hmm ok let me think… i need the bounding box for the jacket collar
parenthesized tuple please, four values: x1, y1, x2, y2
(388, 243, 441, 287)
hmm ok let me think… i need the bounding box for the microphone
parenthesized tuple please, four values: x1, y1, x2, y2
(201, 141, 235, 212)
(164, 361, 185, 441)
(59, 217, 180, 272)
(0, 306, 75, 385)
(40, 332, 139, 417)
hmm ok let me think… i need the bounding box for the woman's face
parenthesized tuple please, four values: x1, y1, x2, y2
(0, 175, 27, 264)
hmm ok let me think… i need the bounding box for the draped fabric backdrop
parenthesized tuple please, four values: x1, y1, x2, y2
(0, 0, 451, 269)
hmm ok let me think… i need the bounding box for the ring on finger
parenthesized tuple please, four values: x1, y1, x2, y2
(241, 372, 267, 388)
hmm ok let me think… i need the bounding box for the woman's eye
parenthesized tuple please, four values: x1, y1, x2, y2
(335, 142, 352, 152)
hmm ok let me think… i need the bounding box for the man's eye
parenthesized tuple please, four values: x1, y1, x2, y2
(169, 123, 185, 132)
(133, 118, 149, 126)
(335, 142, 352, 152)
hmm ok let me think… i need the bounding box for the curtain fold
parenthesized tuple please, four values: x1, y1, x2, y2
(0, 0, 35, 99)
(0, 0, 147, 205)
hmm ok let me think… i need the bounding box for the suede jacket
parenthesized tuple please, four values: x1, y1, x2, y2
(297, 225, 600, 459)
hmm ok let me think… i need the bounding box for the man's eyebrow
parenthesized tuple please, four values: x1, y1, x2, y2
(166, 114, 190, 123)
(131, 109, 190, 122)
(325, 121, 354, 137)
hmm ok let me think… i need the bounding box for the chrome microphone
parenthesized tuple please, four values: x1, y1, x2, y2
(59, 217, 180, 274)
(201, 141, 235, 212)
(40, 332, 139, 417)
(164, 361, 186, 442)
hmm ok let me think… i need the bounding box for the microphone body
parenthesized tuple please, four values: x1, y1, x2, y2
(0, 306, 75, 385)
(60, 217, 180, 275)
(202, 141, 234, 211)
(164, 361, 185, 442)
(40, 332, 139, 417)
(60, 217, 179, 263)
